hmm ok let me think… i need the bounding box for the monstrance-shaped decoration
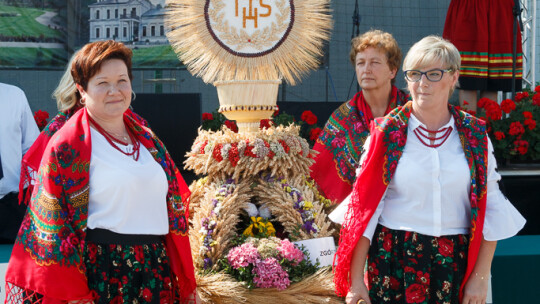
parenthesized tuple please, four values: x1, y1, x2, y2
(166, 0, 332, 132)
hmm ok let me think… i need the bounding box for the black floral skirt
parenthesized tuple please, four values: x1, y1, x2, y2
(83, 229, 175, 304)
(367, 225, 469, 304)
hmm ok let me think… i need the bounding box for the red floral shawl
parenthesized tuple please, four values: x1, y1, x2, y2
(310, 86, 408, 203)
(333, 102, 489, 301)
(6, 108, 196, 303)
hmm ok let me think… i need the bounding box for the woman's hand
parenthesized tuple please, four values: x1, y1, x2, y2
(461, 273, 489, 304)
(345, 282, 371, 304)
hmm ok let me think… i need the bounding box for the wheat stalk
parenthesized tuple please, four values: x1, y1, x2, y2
(196, 268, 341, 304)
(165, 0, 333, 85)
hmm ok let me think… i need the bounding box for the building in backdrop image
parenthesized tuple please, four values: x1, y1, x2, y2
(88, 0, 167, 44)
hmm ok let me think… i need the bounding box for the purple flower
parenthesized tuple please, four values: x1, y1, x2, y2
(203, 257, 213, 269)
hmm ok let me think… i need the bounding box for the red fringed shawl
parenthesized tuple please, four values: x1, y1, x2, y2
(6, 108, 196, 303)
(333, 102, 489, 301)
(310, 86, 408, 203)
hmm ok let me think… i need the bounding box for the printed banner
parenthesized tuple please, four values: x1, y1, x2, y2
(0, 0, 182, 69)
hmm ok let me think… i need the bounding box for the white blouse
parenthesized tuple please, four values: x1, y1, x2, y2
(87, 128, 169, 235)
(330, 114, 526, 242)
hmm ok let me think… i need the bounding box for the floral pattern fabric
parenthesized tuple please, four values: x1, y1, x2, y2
(84, 240, 175, 304)
(311, 86, 408, 203)
(367, 225, 468, 304)
(334, 101, 489, 301)
(5, 108, 195, 303)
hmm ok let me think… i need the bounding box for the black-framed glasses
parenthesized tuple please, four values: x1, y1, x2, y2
(403, 68, 453, 82)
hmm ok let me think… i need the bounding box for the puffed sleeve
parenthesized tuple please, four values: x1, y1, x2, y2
(483, 138, 526, 241)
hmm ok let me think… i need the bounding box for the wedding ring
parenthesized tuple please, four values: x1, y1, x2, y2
(356, 299, 367, 304)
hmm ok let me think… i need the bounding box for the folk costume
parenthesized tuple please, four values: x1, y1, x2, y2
(443, 0, 523, 91)
(310, 86, 408, 204)
(5, 108, 196, 303)
(333, 102, 525, 302)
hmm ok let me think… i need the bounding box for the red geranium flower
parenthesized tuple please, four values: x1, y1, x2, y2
(533, 93, 540, 106)
(515, 91, 529, 102)
(535, 85, 540, 93)
(202, 112, 213, 121)
(523, 111, 533, 119)
(300, 110, 318, 125)
(224, 120, 238, 132)
(524, 118, 536, 130)
(494, 131, 505, 141)
(509, 121, 525, 136)
(514, 140, 529, 155)
(500, 99, 516, 114)
(259, 119, 272, 129)
(477, 97, 492, 109)
(486, 106, 502, 120)
(309, 127, 322, 141)
(34, 110, 50, 129)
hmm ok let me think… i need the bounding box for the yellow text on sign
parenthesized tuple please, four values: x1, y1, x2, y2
(235, 0, 272, 28)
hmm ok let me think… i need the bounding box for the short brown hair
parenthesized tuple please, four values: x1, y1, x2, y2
(349, 30, 402, 84)
(71, 40, 133, 91)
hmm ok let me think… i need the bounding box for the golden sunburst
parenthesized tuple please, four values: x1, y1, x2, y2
(165, 0, 333, 85)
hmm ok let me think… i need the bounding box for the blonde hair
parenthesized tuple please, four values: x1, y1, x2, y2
(403, 35, 461, 95)
(53, 54, 78, 111)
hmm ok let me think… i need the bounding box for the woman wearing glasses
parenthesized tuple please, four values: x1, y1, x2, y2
(333, 36, 525, 304)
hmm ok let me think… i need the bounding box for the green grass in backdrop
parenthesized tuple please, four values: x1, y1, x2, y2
(132, 45, 184, 68)
(0, 5, 62, 39)
(0, 47, 67, 67)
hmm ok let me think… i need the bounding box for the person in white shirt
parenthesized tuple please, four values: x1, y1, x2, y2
(333, 36, 526, 304)
(0, 82, 39, 244)
(5, 41, 199, 304)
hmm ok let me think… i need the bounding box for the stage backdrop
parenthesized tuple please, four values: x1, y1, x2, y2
(0, 0, 182, 69)
(131, 93, 201, 183)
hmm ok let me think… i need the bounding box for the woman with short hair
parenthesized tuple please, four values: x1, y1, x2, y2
(311, 29, 408, 206)
(5, 40, 198, 304)
(333, 36, 525, 304)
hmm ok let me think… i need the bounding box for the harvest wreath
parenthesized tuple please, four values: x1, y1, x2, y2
(185, 126, 340, 303)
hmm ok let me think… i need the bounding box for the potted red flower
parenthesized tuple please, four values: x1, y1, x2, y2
(201, 108, 323, 147)
(477, 85, 540, 162)
(34, 110, 50, 131)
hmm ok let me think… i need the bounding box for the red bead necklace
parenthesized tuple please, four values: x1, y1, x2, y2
(88, 115, 140, 161)
(413, 125, 453, 148)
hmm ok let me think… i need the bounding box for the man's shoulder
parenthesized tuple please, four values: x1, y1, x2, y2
(0, 82, 27, 103)
(0, 82, 24, 94)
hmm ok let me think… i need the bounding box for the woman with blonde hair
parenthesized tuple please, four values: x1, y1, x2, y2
(333, 36, 525, 304)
